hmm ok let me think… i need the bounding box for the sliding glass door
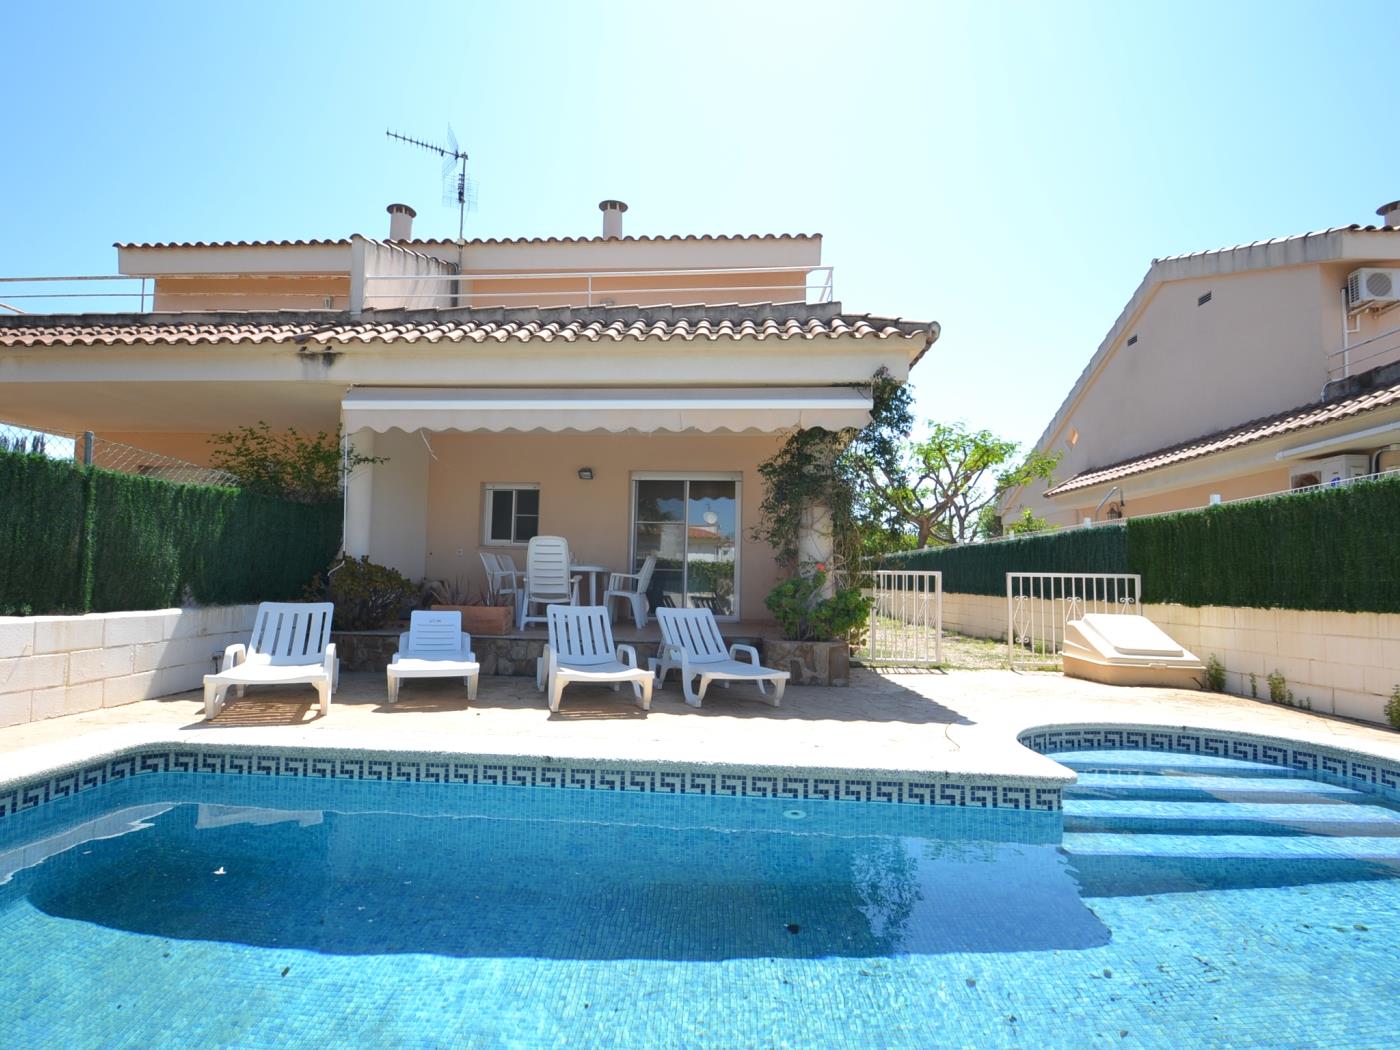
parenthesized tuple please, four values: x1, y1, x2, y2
(632, 475, 740, 619)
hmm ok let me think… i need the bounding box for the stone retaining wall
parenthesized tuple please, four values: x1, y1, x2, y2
(0, 606, 258, 728)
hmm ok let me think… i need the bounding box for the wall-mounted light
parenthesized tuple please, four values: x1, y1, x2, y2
(577, 467, 594, 480)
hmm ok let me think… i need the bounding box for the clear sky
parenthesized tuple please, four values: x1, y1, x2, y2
(3, 0, 1397, 450)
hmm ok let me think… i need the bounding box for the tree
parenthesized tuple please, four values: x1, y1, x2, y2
(854, 422, 1059, 547)
(208, 422, 383, 504)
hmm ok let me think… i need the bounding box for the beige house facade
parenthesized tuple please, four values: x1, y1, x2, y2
(1003, 202, 1400, 527)
(0, 203, 938, 622)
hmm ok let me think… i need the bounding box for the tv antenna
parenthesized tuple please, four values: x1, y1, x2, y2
(385, 127, 478, 241)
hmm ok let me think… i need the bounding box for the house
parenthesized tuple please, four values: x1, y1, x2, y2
(1002, 201, 1400, 528)
(0, 202, 939, 622)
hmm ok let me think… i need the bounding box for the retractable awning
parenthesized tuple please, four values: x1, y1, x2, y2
(340, 387, 873, 434)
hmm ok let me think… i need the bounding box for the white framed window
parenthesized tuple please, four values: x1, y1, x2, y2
(483, 484, 540, 545)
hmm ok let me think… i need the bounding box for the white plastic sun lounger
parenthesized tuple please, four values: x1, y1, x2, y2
(387, 610, 481, 703)
(537, 605, 653, 713)
(203, 602, 336, 720)
(653, 607, 788, 708)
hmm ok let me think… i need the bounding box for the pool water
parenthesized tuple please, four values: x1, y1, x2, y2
(2, 754, 1399, 1049)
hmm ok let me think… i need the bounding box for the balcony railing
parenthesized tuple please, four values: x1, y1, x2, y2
(1328, 320, 1400, 382)
(0, 265, 834, 315)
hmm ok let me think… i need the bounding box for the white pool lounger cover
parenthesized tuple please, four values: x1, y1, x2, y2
(1062, 613, 1205, 689)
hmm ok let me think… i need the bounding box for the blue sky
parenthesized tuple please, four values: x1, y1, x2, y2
(3, 1, 1397, 449)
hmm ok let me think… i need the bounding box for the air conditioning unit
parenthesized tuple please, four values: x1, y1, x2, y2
(1289, 454, 1371, 490)
(1345, 268, 1400, 311)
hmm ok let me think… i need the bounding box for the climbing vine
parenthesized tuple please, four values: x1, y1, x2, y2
(752, 369, 913, 573)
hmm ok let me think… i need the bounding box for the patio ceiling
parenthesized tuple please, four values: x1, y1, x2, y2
(340, 386, 873, 434)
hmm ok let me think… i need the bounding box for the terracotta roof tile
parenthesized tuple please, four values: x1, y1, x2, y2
(114, 233, 818, 250)
(0, 302, 936, 351)
(1044, 379, 1400, 496)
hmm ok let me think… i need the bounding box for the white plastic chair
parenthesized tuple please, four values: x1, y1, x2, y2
(602, 554, 657, 628)
(537, 605, 653, 713)
(387, 610, 481, 704)
(480, 552, 522, 609)
(653, 607, 788, 708)
(203, 602, 337, 719)
(517, 536, 580, 629)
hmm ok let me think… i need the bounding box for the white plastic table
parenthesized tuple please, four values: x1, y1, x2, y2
(571, 564, 611, 606)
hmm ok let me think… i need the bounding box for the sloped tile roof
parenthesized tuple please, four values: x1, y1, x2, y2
(1044, 378, 1400, 496)
(0, 302, 935, 350)
(113, 233, 818, 250)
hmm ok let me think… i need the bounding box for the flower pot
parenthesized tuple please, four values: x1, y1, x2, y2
(762, 639, 850, 687)
(432, 604, 513, 636)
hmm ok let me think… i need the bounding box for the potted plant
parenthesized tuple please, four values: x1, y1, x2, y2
(426, 577, 514, 636)
(762, 563, 871, 686)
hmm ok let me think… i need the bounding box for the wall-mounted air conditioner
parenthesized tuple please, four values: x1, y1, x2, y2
(1289, 454, 1371, 490)
(1345, 268, 1400, 312)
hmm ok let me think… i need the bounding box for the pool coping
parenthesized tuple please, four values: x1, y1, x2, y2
(1019, 721, 1400, 801)
(0, 729, 1072, 817)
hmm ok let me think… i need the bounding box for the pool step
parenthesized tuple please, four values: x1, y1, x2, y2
(1063, 799, 1400, 837)
(1066, 772, 1367, 803)
(1063, 831, 1400, 862)
(1048, 750, 1297, 777)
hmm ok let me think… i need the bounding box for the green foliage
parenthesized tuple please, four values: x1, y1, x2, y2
(308, 555, 416, 630)
(208, 422, 383, 504)
(885, 525, 1129, 597)
(764, 566, 873, 642)
(1203, 654, 1226, 692)
(1386, 685, 1400, 731)
(1267, 669, 1295, 706)
(1005, 508, 1051, 537)
(753, 369, 912, 571)
(1126, 474, 1400, 612)
(854, 420, 1060, 547)
(0, 447, 340, 615)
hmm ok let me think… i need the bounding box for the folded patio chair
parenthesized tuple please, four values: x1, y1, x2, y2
(653, 607, 788, 708)
(203, 602, 336, 720)
(387, 610, 481, 704)
(517, 535, 581, 630)
(602, 554, 657, 629)
(537, 605, 653, 713)
(480, 551, 523, 609)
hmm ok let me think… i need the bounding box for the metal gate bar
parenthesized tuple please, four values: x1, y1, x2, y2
(855, 570, 943, 667)
(1006, 572, 1141, 670)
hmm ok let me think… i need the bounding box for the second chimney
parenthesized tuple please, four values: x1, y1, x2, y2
(599, 199, 628, 238)
(1378, 200, 1400, 228)
(386, 203, 417, 241)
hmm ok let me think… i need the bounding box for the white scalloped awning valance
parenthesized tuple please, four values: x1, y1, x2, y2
(340, 387, 872, 434)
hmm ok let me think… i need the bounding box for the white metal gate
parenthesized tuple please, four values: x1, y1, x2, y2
(1006, 572, 1141, 670)
(853, 570, 943, 667)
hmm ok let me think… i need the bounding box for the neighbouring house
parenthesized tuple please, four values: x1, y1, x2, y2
(1002, 200, 1400, 528)
(0, 202, 939, 622)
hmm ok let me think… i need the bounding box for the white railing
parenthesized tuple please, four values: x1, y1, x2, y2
(0, 276, 152, 314)
(853, 570, 943, 667)
(1006, 572, 1141, 670)
(1328, 320, 1400, 381)
(362, 265, 835, 308)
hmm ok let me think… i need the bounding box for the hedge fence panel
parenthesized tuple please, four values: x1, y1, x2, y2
(0, 449, 342, 615)
(1126, 475, 1400, 613)
(884, 525, 1129, 597)
(881, 473, 1400, 612)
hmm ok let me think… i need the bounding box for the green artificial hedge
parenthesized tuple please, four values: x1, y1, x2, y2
(884, 525, 1129, 597)
(1126, 474, 1400, 613)
(0, 449, 341, 615)
(880, 473, 1400, 613)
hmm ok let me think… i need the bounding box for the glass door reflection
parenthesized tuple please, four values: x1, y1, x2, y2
(632, 478, 738, 619)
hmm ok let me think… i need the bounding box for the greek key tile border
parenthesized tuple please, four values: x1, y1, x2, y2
(0, 746, 1063, 820)
(1019, 724, 1400, 800)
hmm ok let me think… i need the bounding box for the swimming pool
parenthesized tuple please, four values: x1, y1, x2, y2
(2, 744, 1399, 1048)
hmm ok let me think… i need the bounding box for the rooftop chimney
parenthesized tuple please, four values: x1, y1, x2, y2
(599, 199, 628, 239)
(386, 203, 417, 241)
(1378, 200, 1400, 228)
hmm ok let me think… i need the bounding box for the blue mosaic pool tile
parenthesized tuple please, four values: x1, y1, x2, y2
(1020, 724, 1400, 804)
(0, 745, 1063, 820)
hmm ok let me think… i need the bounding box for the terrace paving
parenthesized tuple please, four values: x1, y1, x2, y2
(4, 668, 1400, 789)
